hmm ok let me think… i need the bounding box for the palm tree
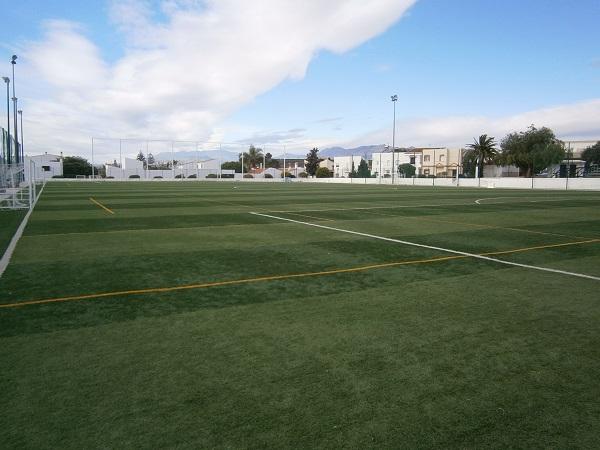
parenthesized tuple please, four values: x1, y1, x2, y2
(466, 134, 498, 178)
(240, 145, 263, 172)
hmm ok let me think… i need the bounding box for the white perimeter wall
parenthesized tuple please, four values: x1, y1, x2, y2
(49, 176, 600, 190)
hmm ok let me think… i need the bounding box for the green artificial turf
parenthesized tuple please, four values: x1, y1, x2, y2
(0, 209, 26, 258)
(1, 181, 600, 448)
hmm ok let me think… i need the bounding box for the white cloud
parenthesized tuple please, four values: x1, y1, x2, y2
(20, 0, 416, 161)
(346, 98, 600, 149)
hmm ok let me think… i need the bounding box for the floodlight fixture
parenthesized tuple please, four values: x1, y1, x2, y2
(390, 94, 398, 183)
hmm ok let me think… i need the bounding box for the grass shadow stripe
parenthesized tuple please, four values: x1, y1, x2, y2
(0, 254, 464, 308)
(250, 212, 600, 282)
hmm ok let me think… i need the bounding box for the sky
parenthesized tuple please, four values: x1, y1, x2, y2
(1, 0, 599, 161)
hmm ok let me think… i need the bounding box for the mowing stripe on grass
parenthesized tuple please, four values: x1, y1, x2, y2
(1, 238, 598, 309)
(283, 211, 334, 222)
(250, 212, 600, 282)
(0, 255, 464, 308)
(365, 208, 590, 240)
(268, 196, 600, 214)
(89, 197, 115, 215)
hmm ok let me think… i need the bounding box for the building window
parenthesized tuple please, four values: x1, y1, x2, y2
(424, 155, 430, 162)
(439, 154, 445, 162)
(410, 156, 415, 164)
(42, 166, 51, 172)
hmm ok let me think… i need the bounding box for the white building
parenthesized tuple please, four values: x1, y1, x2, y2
(333, 156, 364, 177)
(319, 158, 334, 173)
(25, 153, 63, 181)
(370, 151, 422, 178)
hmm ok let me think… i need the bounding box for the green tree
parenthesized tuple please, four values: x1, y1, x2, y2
(264, 152, 279, 168)
(581, 142, 600, 172)
(147, 153, 155, 167)
(305, 148, 320, 176)
(466, 134, 498, 178)
(62, 156, 92, 178)
(240, 145, 263, 171)
(398, 163, 415, 178)
(349, 160, 358, 178)
(356, 159, 371, 178)
(498, 125, 565, 177)
(315, 167, 332, 178)
(461, 150, 478, 178)
(221, 161, 242, 173)
(136, 150, 147, 168)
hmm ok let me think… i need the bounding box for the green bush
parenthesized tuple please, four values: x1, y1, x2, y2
(243, 174, 254, 178)
(298, 172, 308, 178)
(282, 172, 295, 178)
(106, 176, 115, 179)
(206, 174, 218, 178)
(175, 174, 184, 179)
(51, 175, 64, 178)
(153, 176, 163, 179)
(187, 174, 197, 178)
(129, 174, 140, 179)
(264, 173, 273, 179)
(315, 167, 332, 178)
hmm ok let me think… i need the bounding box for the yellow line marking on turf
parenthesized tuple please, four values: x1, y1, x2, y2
(1, 238, 599, 309)
(0, 255, 463, 308)
(89, 198, 115, 215)
(480, 238, 600, 256)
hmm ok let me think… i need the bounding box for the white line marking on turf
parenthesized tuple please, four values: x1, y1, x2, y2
(0, 183, 46, 277)
(473, 196, 577, 205)
(250, 211, 600, 282)
(267, 197, 600, 214)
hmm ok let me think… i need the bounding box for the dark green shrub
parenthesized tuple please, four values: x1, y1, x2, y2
(315, 167, 332, 178)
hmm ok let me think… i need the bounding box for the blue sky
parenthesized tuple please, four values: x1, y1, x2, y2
(1, 0, 599, 159)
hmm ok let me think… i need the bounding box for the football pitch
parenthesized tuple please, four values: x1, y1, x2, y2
(1, 181, 600, 448)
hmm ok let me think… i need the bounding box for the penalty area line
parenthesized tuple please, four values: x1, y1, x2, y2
(250, 211, 600, 282)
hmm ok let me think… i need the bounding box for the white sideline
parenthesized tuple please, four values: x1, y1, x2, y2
(0, 183, 46, 277)
(250, 211, 600, 282)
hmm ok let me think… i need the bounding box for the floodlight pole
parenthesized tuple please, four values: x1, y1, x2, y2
(18, 109, 23, 162)
(283, 146, 286, 181)
(2, 77, 9, 164)
(91, 137, 95, 178)
(11, 56, 19, 165)
(119, 139, 123, 180)
(391, 95, 397, 185)
(195, 142, 199, 179)
(171, 141, 175, 179)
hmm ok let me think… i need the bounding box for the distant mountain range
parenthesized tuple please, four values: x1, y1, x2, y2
(153, 144, 384, 162)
